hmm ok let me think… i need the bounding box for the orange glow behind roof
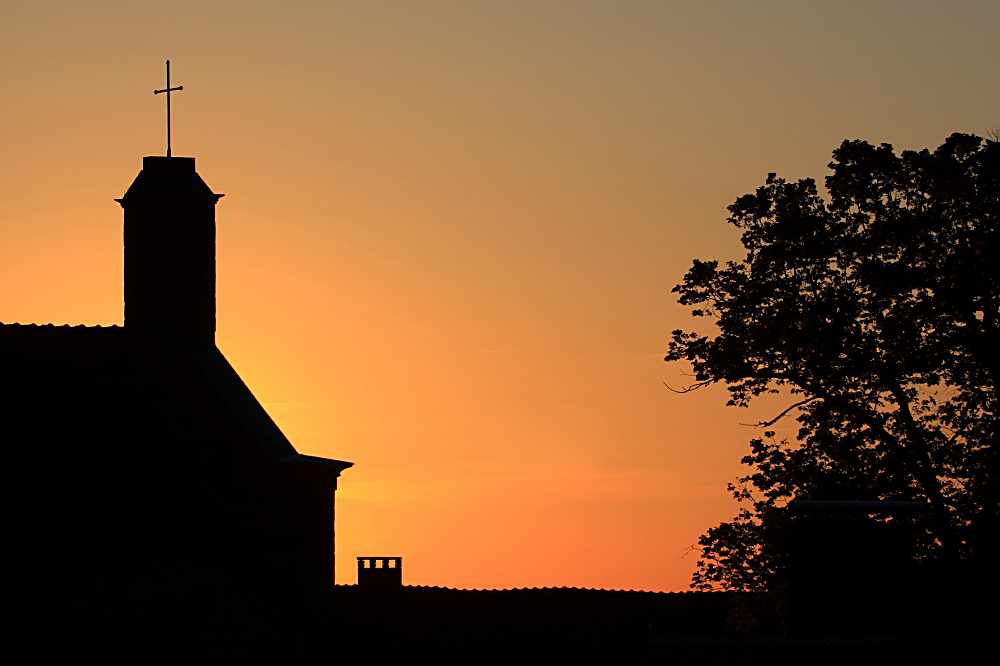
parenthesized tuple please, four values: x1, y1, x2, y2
(2, 0, 997, 591)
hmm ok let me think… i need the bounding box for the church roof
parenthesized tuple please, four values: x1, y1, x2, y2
(0, 322, 349, 470)
(1, 322, 351, 546)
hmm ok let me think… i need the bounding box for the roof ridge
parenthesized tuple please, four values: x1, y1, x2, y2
(338, 584, 701, 594)
(0, 322, 121, 328)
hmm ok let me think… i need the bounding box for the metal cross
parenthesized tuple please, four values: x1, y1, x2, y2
(153, 60, 183, 157)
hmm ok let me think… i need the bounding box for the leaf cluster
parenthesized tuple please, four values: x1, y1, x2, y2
(671, 133, 1000, 590)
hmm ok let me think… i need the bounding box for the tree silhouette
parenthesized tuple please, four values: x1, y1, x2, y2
(666, 133, 999, 591)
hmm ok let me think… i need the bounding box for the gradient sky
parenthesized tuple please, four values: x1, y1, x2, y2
(2, 1, 997, 591)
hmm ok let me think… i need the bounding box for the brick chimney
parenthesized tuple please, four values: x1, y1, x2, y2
(117, 156, 223, 343)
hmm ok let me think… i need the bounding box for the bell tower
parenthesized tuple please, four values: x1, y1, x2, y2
(117, 156, 223, 343)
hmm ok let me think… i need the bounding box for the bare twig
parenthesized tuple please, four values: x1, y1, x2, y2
(663, 380, 713, 394)
(740, 396, 819, 428)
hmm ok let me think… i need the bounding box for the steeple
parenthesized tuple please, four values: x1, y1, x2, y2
(117, 156, 223, 343)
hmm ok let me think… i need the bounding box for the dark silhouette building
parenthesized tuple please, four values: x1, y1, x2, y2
(783, 500, 923, 637)
(4, 155, 351, 661)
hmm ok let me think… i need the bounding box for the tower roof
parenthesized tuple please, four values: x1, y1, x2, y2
(116, 156, 222, 206)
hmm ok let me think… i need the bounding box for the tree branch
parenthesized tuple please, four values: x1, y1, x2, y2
(884, 380, 960, 556)
(754, 367, 960, 556)
(740, 397, 818, 428)
(663, 380, 714, 394)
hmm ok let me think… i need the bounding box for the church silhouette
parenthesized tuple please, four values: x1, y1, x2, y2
(4, 155, 352, 662)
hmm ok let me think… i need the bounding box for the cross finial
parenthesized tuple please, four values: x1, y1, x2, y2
(153, 60, 183, 157)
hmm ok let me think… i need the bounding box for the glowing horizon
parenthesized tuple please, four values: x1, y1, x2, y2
(2, 1, 997, 591)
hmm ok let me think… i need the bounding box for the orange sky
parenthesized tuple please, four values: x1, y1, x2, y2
(2, 1, 997, 591)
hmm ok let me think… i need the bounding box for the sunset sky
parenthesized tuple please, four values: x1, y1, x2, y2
(2, 1, 997, 591)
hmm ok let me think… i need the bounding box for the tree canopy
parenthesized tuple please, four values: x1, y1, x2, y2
(666, 133, 999, 591)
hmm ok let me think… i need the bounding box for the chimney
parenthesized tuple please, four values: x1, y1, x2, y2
(117, 156, 223, 343)
(357, 557, 403, 590)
